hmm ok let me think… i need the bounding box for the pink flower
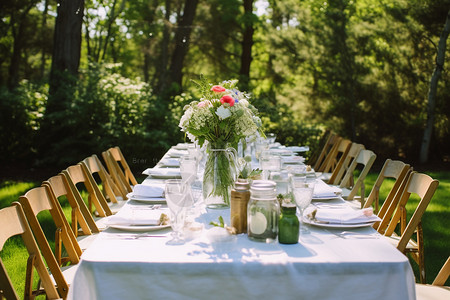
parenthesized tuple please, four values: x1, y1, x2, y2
(211, 85, 226, 93)
(220, 95, 235, 107)
(197, 101, 208, 108)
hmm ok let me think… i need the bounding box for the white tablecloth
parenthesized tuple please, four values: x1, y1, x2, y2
(68, 144, 415, 300)
(68, 205, 415, 300)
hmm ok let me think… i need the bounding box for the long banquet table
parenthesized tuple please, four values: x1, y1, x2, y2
(67, 146, 416, 300)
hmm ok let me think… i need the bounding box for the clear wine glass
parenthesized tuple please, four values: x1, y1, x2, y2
(164, 179, 192, 245)
(290, 176, 315, 234)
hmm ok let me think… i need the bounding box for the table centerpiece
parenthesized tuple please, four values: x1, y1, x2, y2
(179, 77, 264, 208)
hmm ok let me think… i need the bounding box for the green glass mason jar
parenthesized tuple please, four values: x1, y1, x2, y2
(278, 204, 299, 244)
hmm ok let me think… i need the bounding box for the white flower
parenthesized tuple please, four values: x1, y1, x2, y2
(215, 106, 231, 119)
(239, 99, 249, 107)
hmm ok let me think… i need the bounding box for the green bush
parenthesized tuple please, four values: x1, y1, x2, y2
(0, 81, 47, 164)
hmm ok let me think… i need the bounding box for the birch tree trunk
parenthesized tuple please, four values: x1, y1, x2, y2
(419, 9, 450, 163)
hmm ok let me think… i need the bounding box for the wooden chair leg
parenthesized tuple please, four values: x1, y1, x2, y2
(25, 254, 36, 300)
(417, 222, 426, 283)
(55, 228, 62, 266)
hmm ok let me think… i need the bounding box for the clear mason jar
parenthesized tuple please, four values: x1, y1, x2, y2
(247, 180, 280, 242)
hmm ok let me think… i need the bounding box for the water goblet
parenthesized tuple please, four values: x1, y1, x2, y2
(164, 179, 192, 245)
(290, 176, 315, 234)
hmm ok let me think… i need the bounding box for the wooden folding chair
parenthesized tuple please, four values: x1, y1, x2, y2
(82, 154, 126, 201)
(307, 129, 331, 167)
(328, 143, 364, 185)
(416, 256, 450, 299)
(312, 133, 341, 172)
(43, 173, 96, 237)
(102, 146, 138, 194)
(0, 203, 60, 300)
(339, 149, 377, 206)
(63, 164, 113, 217)
(19, 186, 81, 266)
(382, 172, 439, 283)
(320, 138, 351, 176)
(43, 174, 100, 251)
(363, 159, 411, 219)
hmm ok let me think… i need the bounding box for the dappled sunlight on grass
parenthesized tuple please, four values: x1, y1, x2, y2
(0, 181, 38, 208)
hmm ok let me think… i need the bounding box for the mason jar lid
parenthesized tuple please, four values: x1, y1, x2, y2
(234, 179, 250, 191)
(250, 180, 276, 200)
(251, 180, 276, 189)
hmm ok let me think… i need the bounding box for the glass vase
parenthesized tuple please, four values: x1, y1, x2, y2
(202, 143, 238, 209)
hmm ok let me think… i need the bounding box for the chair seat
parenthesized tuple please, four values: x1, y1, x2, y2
(416, 284, 450, 300)
(77, 233, 99, 250)
(383, 234, 418, 251)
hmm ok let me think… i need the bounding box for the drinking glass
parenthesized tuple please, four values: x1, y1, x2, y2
(260, 154, 282, 180)
(180, 156, 197, 185)
(266, 133, 277, 144)
(290, 176, 315, 234)
(254, 139, 269, 161)
(164, 179, 192, 245)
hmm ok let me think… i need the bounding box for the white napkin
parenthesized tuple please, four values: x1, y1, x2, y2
(160, 158, 180, 167)
(106, 208, 166, 226)
(168, 149, 188, 157)
(315, 207, 381, 225)
(132, 184, 164, 198)
(313, 179, 342, 199)
(142, 167, 181, 178)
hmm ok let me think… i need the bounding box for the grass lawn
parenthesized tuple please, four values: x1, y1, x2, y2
(1, 168, 449, 297)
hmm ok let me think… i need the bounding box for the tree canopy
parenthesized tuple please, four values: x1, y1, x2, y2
(0, 0, 449, 169)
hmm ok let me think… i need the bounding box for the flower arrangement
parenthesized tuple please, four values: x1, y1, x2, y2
(179, 77, 264, 149)
(178, 77, 264, 208)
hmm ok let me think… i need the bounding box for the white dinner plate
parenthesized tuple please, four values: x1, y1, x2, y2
(108, 224, 171, 232)
(126, 193, 166, 204)
(312, 196, 340, 201)
(286, 146, 310, 152)
(142, 168, 182, 179)
(151, 173, 181, 179)
(303, 217, 376, 229)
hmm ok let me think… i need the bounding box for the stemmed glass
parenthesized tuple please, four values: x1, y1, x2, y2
(290, 176, 315, 234)
(164, 179, 192, 245)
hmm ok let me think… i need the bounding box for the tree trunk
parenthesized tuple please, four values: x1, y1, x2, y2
(7, 4, 35, 90)
(156, 0, 172, 92)
(420, 9, 450, 163)
(49, 0, 84, 96)
(239, 0, 255, 91)
(168, 0, 199, 91)
(40, 0, 49, 78)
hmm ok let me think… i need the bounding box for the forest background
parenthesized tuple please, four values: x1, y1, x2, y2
(0, 0, 449, 177)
